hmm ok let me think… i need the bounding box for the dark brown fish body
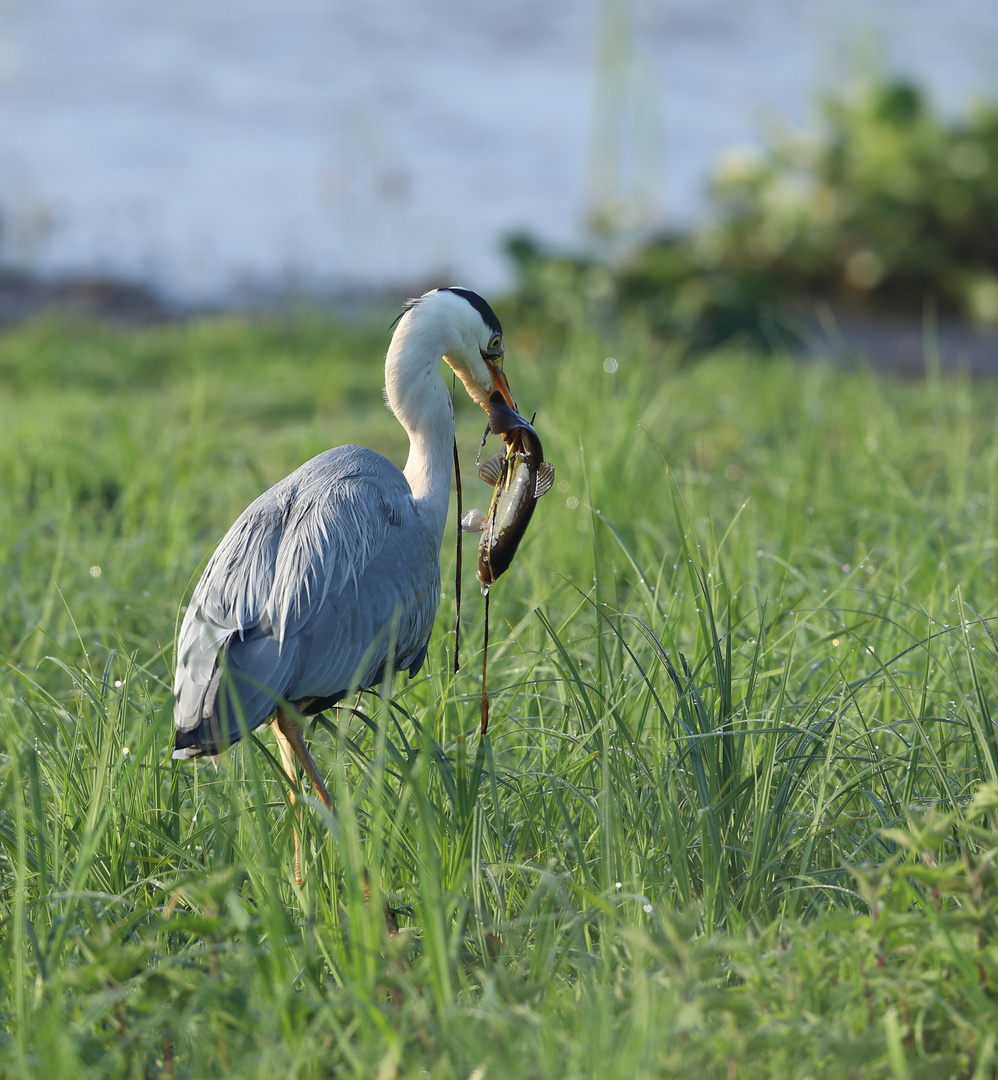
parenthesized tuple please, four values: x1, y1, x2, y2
(472, 393, 554, 587)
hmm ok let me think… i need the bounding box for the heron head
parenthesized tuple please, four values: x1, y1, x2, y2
(399, 287, 516, 412)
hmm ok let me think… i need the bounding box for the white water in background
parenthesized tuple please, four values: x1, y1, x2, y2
(0, 0, 995, 303)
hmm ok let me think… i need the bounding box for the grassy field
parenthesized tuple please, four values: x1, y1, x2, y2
(2, 310, 998, 1078)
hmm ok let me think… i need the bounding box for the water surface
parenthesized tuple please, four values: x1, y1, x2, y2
(0, 0, 994, 301)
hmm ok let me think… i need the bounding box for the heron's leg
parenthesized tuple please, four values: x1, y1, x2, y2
(275, 707, 397, 937)
(271, 716, 304, 887)
(274, 706, 332, 809)
(271, 709, 332, 885)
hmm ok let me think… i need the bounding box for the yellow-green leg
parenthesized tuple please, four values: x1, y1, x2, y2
(271, 706, 396, 937)
(271, 706, 331, 886)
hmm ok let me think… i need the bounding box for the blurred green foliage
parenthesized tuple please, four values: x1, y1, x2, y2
(507, 77, 998, 351)
(710, 78, 998, 322)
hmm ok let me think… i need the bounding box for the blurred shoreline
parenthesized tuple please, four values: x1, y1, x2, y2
(0, 269, 184, 327)
(805, 308, 998, 378)
(2, 267, 994, 377)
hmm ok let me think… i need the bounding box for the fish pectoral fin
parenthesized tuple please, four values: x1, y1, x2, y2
(534, 462, 556, 498)
(461, 507, 489, 532)
(478, 453, 504, 486)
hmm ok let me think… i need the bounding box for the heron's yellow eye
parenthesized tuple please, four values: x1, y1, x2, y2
(487, 333, 503, 353)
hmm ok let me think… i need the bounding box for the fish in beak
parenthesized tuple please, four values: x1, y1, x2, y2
(462, 392, 555, 587)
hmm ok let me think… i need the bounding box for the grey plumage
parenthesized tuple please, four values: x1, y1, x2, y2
(173, 446, 438, 756)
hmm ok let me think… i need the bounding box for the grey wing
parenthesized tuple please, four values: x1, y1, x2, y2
(173, 446, 440, 758)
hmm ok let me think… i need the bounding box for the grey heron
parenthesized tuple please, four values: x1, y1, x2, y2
(172, 286, 515, 882)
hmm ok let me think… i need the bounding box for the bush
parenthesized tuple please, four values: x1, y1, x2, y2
(506, 77, 998, 352)
(709, 78, 998, 324)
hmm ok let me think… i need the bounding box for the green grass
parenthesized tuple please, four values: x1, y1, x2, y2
(3, 312, 998, 1078)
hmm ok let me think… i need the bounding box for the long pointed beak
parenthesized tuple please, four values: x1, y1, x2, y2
(485, 357, 516, 410)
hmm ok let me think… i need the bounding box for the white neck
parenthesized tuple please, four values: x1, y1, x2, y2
(384, 314, 455, 539)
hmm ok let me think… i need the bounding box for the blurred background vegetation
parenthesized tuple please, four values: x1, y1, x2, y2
(506, 74, 998, 354)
